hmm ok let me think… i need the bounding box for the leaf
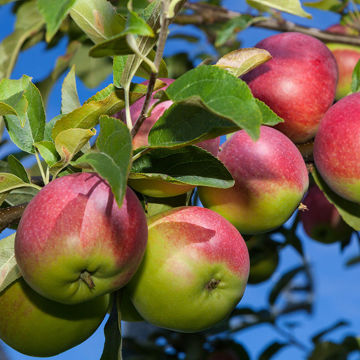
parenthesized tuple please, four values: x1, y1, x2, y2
(73, 116, 132, 207)
(4, 76, 46, 153)
(215, 15, 256, 47)
(165, 66, 262, 140)
(37, 0, 76, 42)
(34, 141, 59, 167)
(0, 173, 41, 193)
(89, 9, 155, 58)
(248, 0, 312, 18)
(4, 188, 39, 207)
(61, 65, 81, 114)
(0, 1, 44, 79)
(7, 155, 30, 183)
(259, 342, 288, 360)
(303, 0, 342, 11)
(51, 128, 97, 175)
(216, 48, 272, 77)
(148, 102, 236, 148)
(268, 265, 305, 305)
(312, 321, 349, 344)
(130, 146, 234, 188)
(351, 59, 360, 94)
(346, 255, 360, 267)
(0, 233, 21, 295)
(255, 99, 284, 126)
(100, 293, 122, 360)
(311, 167, 360, 230)
(309, 342, 348, 360)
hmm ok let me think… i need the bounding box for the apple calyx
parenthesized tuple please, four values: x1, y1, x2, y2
(80, 271, 95, 290)
(206, 279, 220, 291)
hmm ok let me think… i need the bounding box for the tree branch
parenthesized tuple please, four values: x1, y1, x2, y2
(174, 2, 360, 46)
(0, 203, 27, 232)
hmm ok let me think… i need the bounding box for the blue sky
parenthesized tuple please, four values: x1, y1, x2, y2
(0, 1, 360, 360)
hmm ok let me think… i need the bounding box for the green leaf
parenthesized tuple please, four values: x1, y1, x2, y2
(216, 48, 272, 77)
(4, 187, 39, 207)
(165, 66, 262, 140)
(73, 116, 132, 207)
(34, 141, 59, 167)
(3, 76, 46, 153)
(0, 173, 40, 193)
(259, 342, 288, 360)
(303, 0, 342, 11)
(37, 0, 76, 42)
(7, 155, 30, 183)
(69, 0, 126, 44)
(148, 102, 236, 148)
(248, 0, 312, 18)
(346, 255, 360, 267)
(256, 99, 284, 126)
(0, 1, 44, 79)
(61, 65, 81, 114)
(351, 59, 360, 94)
(130, 146, 234, 188)
(268, 265, 305, 305)
(89, 9, 155, 58)
(51, 128, 97, 175)
(0, 233, 21, 295)
(311, 167, 360, 230)
(100, 293, 122, 360)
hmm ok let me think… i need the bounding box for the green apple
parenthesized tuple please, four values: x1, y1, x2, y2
(127, 206, 250, 333)
(0, 278, 110, 357)
(15, 172, 148, 305)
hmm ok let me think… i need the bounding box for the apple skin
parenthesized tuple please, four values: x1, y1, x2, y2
(314, 93, 360, 203)
(243, 32, 338, 143)
(127, 206, 250, 333)
(198, 126, 309, 234)
(300, 185, 352, 244)
(15, 172, 148, 305)
(118, 78, 220, 198)
(0, 278, 110, 357)
(246, 235, 279, 284)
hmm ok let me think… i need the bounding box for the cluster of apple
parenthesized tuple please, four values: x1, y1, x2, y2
(1, 28, 359, 358)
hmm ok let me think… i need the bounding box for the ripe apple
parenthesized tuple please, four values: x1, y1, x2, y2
(243, 32, 338, 143)
(15, 172, 148, 305)
(198, 126, 309, 234)
(314, 92, 360, 203)
(246, 235, 279, 284)
(0, 278, 110, 357)
(127, 206, 250, 333)
(326, 25, 360, 100)
(300, 185, 352, 244)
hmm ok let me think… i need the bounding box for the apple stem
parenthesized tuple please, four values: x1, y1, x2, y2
(80, 271, 95, 290)
(206, 278, 220, 291)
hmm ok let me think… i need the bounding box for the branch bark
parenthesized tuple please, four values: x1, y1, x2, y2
(0, 203, 27, 232)
(175, 2, 360, 46)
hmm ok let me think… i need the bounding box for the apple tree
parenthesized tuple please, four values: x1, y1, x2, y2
(0, 0, 360, 359)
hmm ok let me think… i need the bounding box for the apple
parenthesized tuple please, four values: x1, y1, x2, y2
(300, 185, 352, 244)
(15, 172, 148, 305)
(0, 278, 110, 357)
(326, 25, 360, 100)
(314, 92, 360, 203)
(116, 78, 220, 155)
(127, 206, 250, 333)
(116, 78, 220, 198)
(246, 235, 279, 284)
(198, 126, 309, 234)
(243, 32, 338, 143)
